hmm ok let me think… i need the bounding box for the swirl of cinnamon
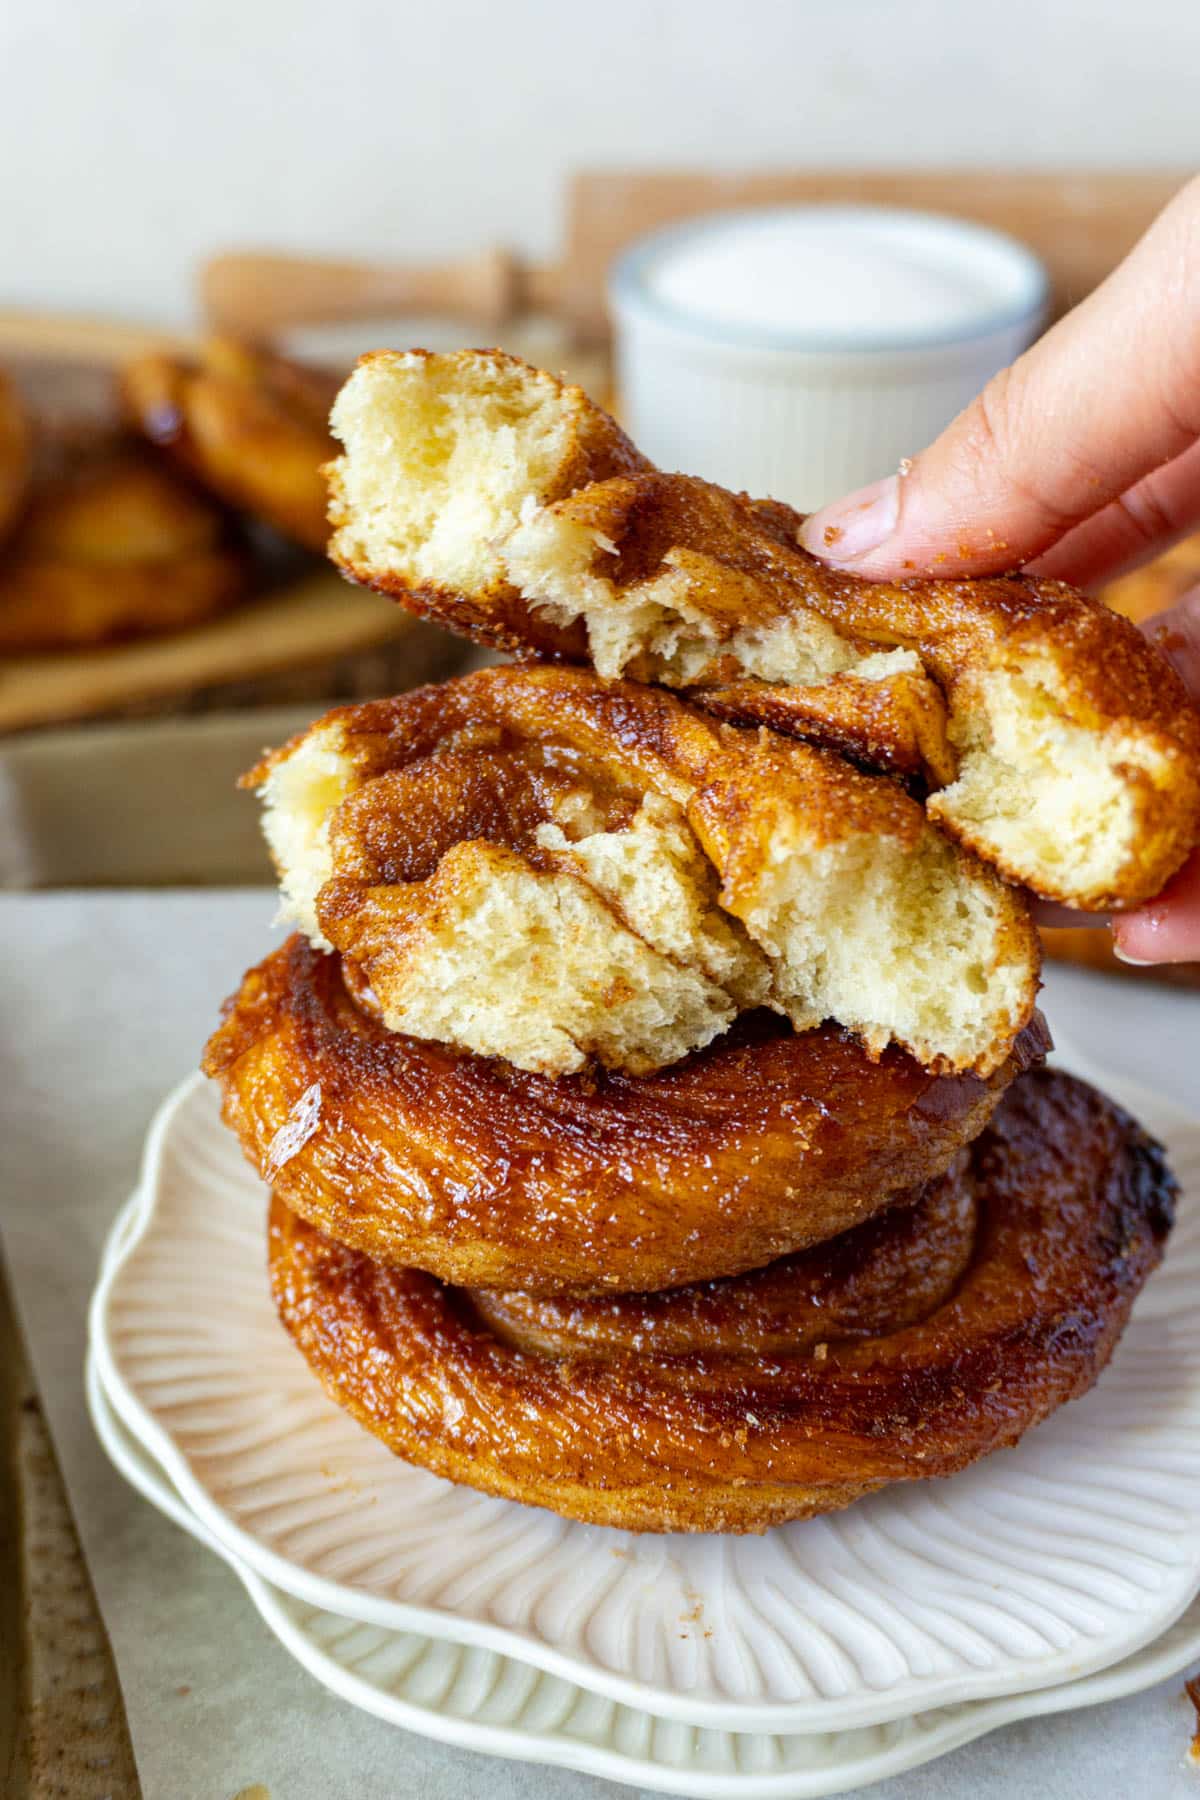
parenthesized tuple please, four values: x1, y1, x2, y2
(206, 934, 1048, 1295)
(268, 1069, 1174, 1533)
(241, 665, 1038, 1081)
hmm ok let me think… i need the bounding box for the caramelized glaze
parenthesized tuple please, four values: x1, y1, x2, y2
(122, 338, 337, 553)
(268, 1069, 1175, 1533)
(205, 935, 1048, 1295)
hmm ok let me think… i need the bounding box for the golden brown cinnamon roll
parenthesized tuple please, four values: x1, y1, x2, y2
(122, 338, 337, 553)
(242, 666, 1039, 1079)
(205, 934, 1048, 1295)
(327, 349, 1200, 911)
(268, 1068, 1174, 1533)
(0, 435, 248, 650)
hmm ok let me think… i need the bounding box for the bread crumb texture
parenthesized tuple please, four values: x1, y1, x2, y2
(252, 668, 1038, 1078)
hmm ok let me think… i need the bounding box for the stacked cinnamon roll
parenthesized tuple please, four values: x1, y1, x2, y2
(204, 352, 1195, 1533)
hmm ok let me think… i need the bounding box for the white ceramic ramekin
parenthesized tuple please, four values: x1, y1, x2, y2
(609, 206, 1049, 510)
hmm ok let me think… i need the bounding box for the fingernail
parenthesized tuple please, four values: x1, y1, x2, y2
(799, 476, 900, 564)
(1112, 942, 1155, 966)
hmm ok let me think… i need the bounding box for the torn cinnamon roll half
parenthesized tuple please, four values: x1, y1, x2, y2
(243, 665, 1039, 1081)
(326, 348, 1200, 910)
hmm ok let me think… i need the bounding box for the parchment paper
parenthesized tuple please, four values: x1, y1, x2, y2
(2, 889, 1199, 1799)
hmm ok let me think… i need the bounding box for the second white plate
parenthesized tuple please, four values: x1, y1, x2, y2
(88, 1346, 1200, 1799)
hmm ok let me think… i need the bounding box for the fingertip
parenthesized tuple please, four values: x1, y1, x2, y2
(1110, 941, 1156, 967)
(797, 476, 899, 567)
(1111, 850, 1200, 966)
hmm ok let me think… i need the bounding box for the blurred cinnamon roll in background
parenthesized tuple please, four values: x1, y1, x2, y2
(0, 429, 249, 650)
(122, 338, 337, 554)
(0, 338, 343, 656)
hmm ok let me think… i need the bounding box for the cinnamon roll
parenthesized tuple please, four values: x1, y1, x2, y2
(326, 349, 1200, 911)
(0, 434, 248, 650)
(240, 665, 1040, 1080)
(268, 1068, 1174, 1534)
(122, 338, 337, 553)
(204, 936, 1048, 1296)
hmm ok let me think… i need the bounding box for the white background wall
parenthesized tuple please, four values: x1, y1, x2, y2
(3, 0, 1198, 325)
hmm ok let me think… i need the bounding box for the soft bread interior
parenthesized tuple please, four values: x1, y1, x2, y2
(328, 352, 583, 595)
(505, 501, 922, 693)
(723, 821, 1033, 1074)
(258, 724, 1036, 1077)
(324, 830, 764, 1078)
(931, 663, 1167, 907)
(259, 719, 356, 950)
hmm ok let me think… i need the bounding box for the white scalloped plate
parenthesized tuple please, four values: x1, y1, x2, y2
(87, 1347, 1200, 1799)
(89, 1061, 1200, 1734)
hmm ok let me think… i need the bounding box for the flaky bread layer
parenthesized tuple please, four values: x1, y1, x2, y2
(252, 666, 1038, 1078)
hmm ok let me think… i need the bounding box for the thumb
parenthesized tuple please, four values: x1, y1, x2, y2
(798, 175, 1200, 579)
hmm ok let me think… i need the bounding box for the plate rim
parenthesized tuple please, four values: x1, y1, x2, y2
(85, 1347, 1200, 1800)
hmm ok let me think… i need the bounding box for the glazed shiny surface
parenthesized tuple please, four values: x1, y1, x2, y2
(122, 337, 336, 553)
(269, 1068, 1175, 1533)
(204, 934, 1048, 1295)
(0, 431, 248, 649)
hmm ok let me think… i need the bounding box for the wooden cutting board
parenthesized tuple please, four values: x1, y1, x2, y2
(0, 569, 430, 734)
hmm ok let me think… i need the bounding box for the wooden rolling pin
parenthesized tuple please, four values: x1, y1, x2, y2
(200, 171, 1188, 350)
(200, 246, 565, 341)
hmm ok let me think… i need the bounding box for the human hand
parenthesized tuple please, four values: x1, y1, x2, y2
(798, 176, 1200, 963)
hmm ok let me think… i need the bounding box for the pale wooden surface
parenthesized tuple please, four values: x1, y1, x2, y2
(0, 570, 443, 734)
